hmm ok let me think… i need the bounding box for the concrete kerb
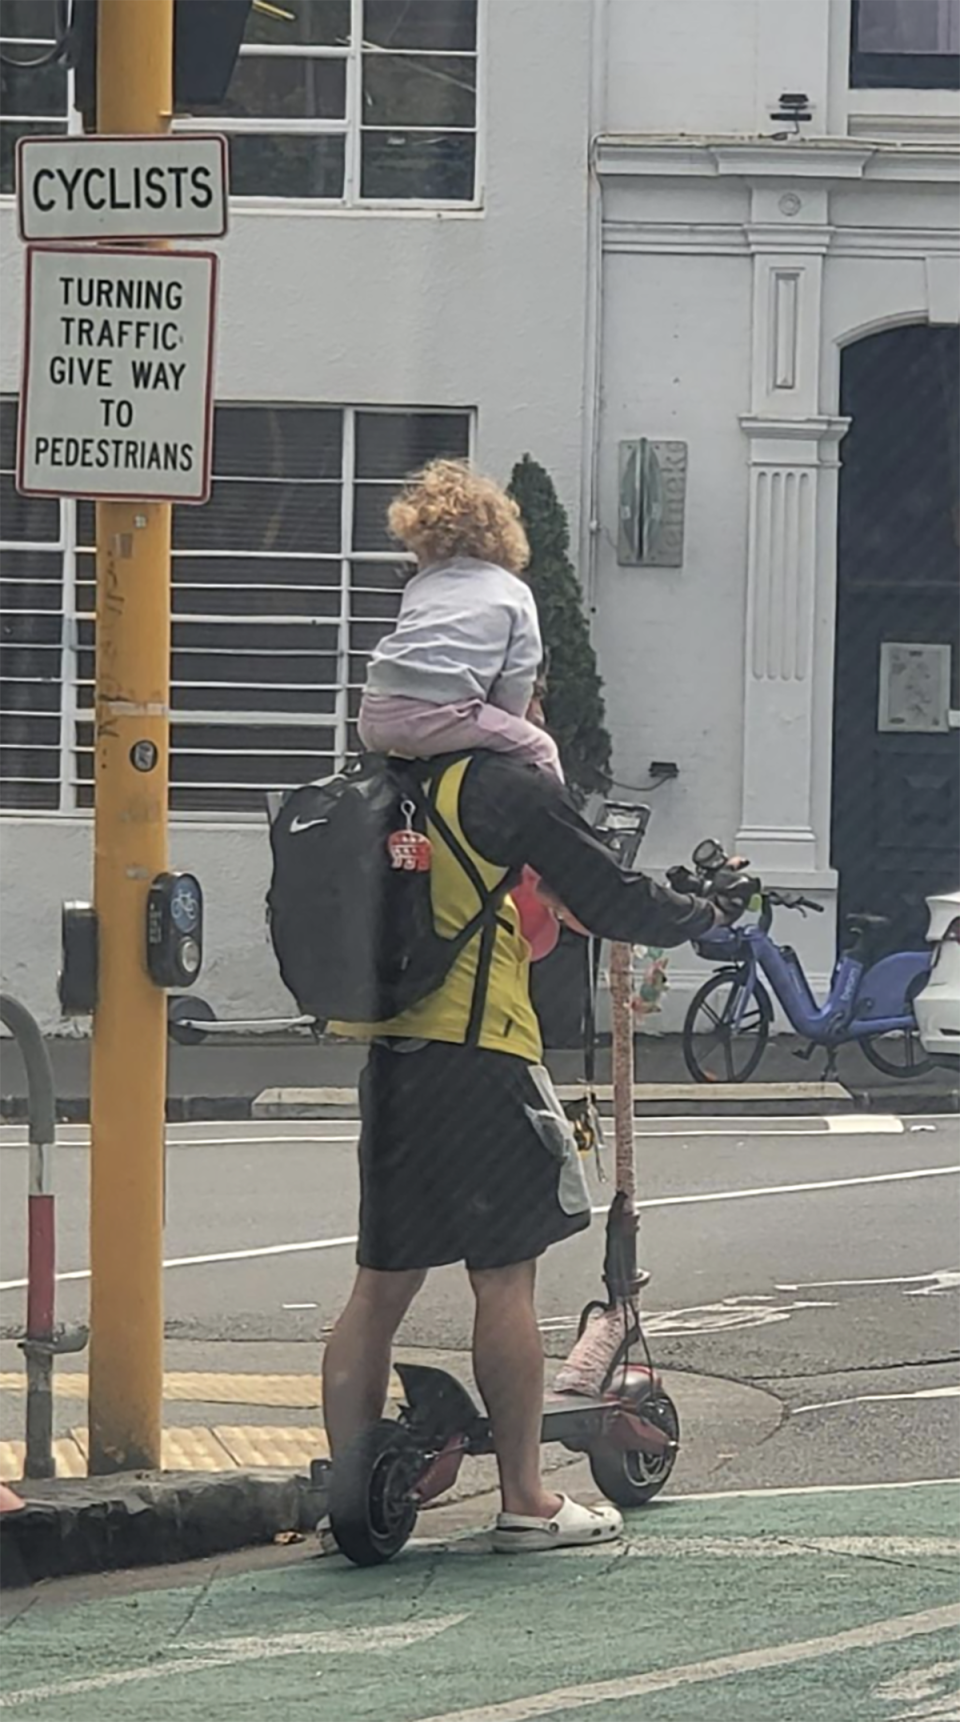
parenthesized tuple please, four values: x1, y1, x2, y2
(2, 1075, 957, 1125)
(0, 1097, 260, 1125)
(251, 1081, 857, 1121)
(0, 1468, 328, 1589)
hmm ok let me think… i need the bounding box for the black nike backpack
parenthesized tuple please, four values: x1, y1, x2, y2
(266, 754, 509, 1027)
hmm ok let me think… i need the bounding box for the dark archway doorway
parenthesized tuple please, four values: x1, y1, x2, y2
(832, 324, 959, 946)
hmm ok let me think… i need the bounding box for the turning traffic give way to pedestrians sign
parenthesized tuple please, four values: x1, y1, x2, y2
(17, 246, 217, 504)
(14, 132, 226, 506)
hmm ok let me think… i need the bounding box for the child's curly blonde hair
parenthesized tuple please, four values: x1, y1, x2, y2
(388, 460, 530, 576)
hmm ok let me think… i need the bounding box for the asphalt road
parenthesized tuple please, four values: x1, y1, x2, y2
(1, 1111, 958, 1493)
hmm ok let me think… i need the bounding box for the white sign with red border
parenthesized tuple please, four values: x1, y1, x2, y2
(17, 245, 218, 505)
(16, 133, 229, 242)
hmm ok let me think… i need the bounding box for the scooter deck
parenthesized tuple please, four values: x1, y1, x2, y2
(396, 1362, 661, 1457)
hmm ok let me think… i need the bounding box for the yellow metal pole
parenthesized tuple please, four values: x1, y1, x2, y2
(88, 0, 174, 1473)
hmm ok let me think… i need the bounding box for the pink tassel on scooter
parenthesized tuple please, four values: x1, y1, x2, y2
(553, 1305, 625, 1397)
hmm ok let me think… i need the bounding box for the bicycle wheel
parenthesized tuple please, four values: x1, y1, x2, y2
(859, 1031, 934, 1080)
(683, 971, 772, 1084)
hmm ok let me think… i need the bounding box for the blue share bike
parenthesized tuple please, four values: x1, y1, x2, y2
(677, 839, 934, 1084)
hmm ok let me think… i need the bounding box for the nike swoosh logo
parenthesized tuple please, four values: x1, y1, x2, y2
(289, 814, 329, 834)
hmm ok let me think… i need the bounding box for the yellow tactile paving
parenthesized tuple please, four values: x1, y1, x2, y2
(165, 1373, 322, 1407)
(0, 1369, 399, 1478)
(0, 1372, 402, 1408)
(0, 1441, 24, 1482)
(53, 1437, 87, 1477)
(159, 1428, 237, 1471)
(213, 1425, 328, 1468)
(0, 1438, 86, 1481)
(68, 1426, 237, 1471)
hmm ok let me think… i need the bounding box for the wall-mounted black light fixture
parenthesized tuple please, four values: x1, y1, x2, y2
(770, 92, 814, 136)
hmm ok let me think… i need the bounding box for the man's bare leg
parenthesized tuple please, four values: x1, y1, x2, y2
(469, 1260, 562, 1520)
(322, 1266, 425, 1457)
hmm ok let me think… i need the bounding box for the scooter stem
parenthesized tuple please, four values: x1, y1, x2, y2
(608, 941, 636, 1202)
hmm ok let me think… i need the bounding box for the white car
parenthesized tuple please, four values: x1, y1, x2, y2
(913, 889, 960, 1065)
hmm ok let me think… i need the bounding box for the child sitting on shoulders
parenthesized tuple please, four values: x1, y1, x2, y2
(358, 460, 562, 781)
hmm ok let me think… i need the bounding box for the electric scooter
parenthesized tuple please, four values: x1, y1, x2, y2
(323, 802, 683, 1568)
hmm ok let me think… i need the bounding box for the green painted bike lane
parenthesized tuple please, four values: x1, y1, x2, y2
(2, 1483, 958, 1722)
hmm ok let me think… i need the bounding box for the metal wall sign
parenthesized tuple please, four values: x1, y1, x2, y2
(16, 133, 229, 242)
(16, 244, 218, 505)
(877, 641, 952, 734)
(617, 439, 688, 568)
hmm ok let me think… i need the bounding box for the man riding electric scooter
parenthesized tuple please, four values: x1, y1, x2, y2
(320, 750, 752, 1555)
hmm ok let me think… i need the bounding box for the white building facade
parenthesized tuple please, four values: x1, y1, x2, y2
(1, 0, 957, 1033)
(592, 0, 960, 1025)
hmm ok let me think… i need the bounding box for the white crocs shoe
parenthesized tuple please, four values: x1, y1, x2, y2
(492, 1494, 624, 1554)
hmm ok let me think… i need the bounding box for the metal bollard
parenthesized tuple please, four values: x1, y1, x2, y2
(0, 996, 87, 1480)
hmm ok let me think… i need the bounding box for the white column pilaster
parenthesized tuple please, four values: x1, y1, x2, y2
(735, 185, 848, 878)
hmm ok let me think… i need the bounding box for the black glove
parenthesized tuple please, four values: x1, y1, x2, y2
(666, 863, 699, 894)
(711, 870, 760, 924)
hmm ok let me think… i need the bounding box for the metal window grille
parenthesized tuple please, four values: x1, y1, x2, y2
(0, 401, 471, 815)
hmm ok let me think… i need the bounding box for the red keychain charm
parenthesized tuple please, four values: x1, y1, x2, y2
(387, 798, 432, 872)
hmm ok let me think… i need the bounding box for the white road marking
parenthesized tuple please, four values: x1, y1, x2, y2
(630, 1127, 837, 1140)
(431, 1534, 960, 1564)
(0, 1116, 939, 1148)
(165, 1135, 361, 1148)
(777, 1270, 960, 1297)
(540, 1294, 837, 1339)
(674, 1478, 960, 1502)
(826, 1114, 904, 1134)
(0, 1233, 359, 1291)
(408, 1605, 960, 1722)
(0, 1130, 360, 1149)
(875, 1659, 960, 1713)
(643, 1294, 836, 1336)
(0, 1614, 466, 1709)
(615, 1163, 960, 1213)
(793, 1385, 960, 1415)
(1, 1164, 956, 1293)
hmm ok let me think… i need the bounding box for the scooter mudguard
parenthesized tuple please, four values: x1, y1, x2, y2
(396, 1363, 484, 1444)
(851, 949, 931, 1023)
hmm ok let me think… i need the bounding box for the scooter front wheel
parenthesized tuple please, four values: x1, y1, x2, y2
(682, 972, 772, 1084)
(328, 1420, 421, 1567)
(588, 1391, 680, 1507)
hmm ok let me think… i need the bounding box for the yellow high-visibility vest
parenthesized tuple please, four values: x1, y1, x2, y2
(330, 755, 542, 1062)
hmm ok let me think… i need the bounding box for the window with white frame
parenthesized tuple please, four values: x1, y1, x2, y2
(0, 397, 66, 810)
(203, 0, 480, 202)
(0, 0, 69, 195)
(851, 0, 960, 88)
(0, 402, 471, 813)
(1, 0, 479, 203)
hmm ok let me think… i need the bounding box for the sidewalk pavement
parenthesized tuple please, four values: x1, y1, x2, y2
(7, 1484, 956, 1722)
(0, 1339, 782, 1584)
(2, 1032, 956, 1119)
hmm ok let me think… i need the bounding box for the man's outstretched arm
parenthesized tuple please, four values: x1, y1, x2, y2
(458, 756, 716, 949)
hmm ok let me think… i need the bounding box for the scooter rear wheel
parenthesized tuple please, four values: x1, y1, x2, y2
(588, 1391, 680, 1507)
(328, 1420, 421, 1567)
